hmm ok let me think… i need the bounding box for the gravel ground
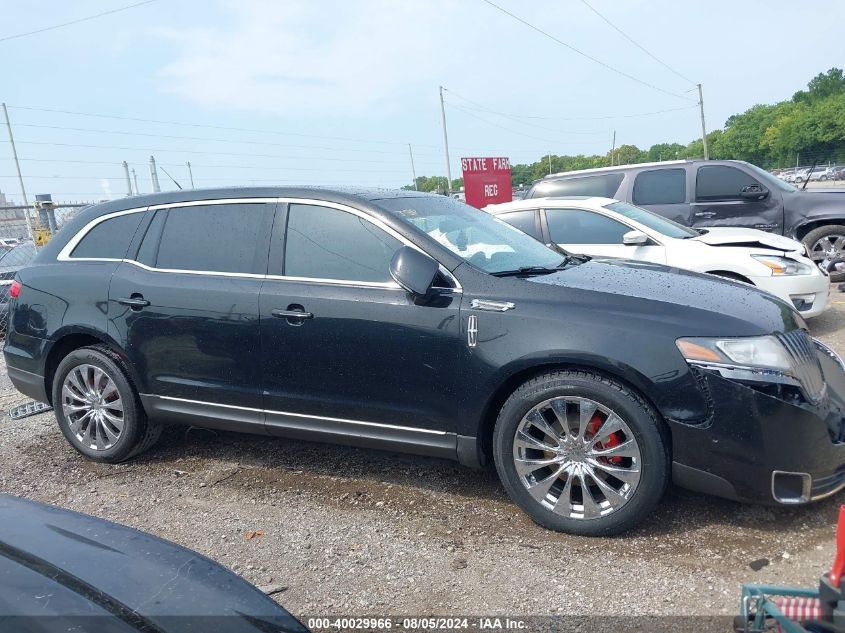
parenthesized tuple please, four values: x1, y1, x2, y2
(1, 292, 845, 624)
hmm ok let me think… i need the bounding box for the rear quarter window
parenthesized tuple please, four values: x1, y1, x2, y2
(70, 212, 145, 259)
(529, 173, 624, 199)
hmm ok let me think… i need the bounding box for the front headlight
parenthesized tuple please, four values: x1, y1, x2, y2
(752, 255, 812, 276)
(676, 335, 792, 370)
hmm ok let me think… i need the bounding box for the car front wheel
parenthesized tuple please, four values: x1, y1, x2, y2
(804, 224, 845, 283)
(52, 345, 161, 463)
(493, 370, 669, 536)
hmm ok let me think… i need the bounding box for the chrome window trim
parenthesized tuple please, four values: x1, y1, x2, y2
(57, 206, 150, 261)
(145, 197, 280, 212)
(278, 197, 462, 292)
(265, 273, 401, 289)
(145, 394, 448, 436)
(122, 258, 266, 279)
(57, 196, 462, 291)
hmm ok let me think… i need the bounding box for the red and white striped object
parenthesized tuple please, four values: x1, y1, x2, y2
(774, 596, 823, 626)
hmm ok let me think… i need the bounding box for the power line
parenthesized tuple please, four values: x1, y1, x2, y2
(0, 175, 400, 184)
(449, 103, 609, 146)
(0, 0, 159, 44)
(8, 104, 442, 149)
(0, 137, 572, 163)
(5, 104, 566, 156)
(578, 0, 696, 85)
(446, 88, 698, 121)
(4, 156, 444, 171)
(443, 90, 606, 135)
(6, 140, 447, 167)
(478, 0, 695, 102)
(10, 124, 448, 162)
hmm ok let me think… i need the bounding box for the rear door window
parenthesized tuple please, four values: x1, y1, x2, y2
(546, 208, 630, 244)
(71, 212, 145, 260)
(530, 174, 624, 198)
(632, 169, 686, 205)
(496, 210, 542, 240)
(145, 203, 268, 274)
(695, 165, 760, 201)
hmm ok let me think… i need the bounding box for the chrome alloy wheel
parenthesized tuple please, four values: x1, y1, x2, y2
(512, 396, 642, 519)
(61, 363, 124, 451)
(809, 234, 845, 268)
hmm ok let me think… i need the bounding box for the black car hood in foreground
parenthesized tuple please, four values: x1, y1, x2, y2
(0, 495, 308, 633)
(528, 258, 800, 335)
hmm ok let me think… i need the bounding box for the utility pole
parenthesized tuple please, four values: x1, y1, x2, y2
(122, 161, 133, 196)
(439, 86, 453, 195)
(131, 168, 140, 194)
(408, 144, 418, 190)
(548, 152, 553, 175)
(2, 103, 34, 243)
(610, 131, 616, 166)
(697, 83, 709, 160)
(186, 161, 195, 188)
(149, 156, 161, 193)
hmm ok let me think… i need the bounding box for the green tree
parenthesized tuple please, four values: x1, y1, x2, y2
(606, 144, 646, 166)
(646, 143, 685, 162)
(405, 68, 845, 186)
(793, 68, 845, 103)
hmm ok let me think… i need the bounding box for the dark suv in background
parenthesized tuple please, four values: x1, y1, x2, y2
(5, 187, 845, 536)
(527, 159, 845, 280)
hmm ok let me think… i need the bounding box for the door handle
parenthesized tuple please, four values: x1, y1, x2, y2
(693, 211, 717, 218)
(117, 296, 150, 309)
(270, 306, 314, 322)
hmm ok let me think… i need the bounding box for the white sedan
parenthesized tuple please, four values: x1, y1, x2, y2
(485, 196, 831, 318)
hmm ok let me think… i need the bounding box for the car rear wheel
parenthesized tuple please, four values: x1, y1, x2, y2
(493, 370, 669, 536)
(804, 224, 845, 283)
(52, 345, 161, 463)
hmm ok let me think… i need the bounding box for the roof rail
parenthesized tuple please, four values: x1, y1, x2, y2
(543, 159, 694, 180)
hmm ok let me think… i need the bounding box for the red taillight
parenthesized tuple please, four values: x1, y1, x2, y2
(9, 280, 21, 299)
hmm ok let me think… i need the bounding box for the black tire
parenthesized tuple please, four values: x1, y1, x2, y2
(803, 224, 845, 283)
(52, 345, 161, 463)
(493, 370, 669, 536)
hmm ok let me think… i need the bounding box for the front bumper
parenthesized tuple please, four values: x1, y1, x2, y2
(670, 346, 845, 504)
(752, 271, 831, 318)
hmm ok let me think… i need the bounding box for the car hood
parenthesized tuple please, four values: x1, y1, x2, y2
(0, 495, 307, 632)
(691, 227, 803, 252)
(527, 258, 800, 335)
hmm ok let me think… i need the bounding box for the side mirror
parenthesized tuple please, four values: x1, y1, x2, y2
(622, 230, 649, 246)
(389, 246, 439, 296)
(739, 185, 769, 200)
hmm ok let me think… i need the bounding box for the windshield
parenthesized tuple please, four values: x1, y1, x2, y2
(744, 162, 797, 193)
(604, 201, 699, 239)
(0, 242, 36, 268)
(377, 196, 566, 274)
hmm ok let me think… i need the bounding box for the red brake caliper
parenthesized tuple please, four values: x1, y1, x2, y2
(587, 413, 623, 465)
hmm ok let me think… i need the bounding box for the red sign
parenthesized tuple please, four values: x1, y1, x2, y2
(461, 157, 512, 208)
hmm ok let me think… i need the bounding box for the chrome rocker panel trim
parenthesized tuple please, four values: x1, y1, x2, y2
(139, 394, 459, 461)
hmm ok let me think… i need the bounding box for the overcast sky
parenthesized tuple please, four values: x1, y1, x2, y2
(1, 0, 843, 202)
